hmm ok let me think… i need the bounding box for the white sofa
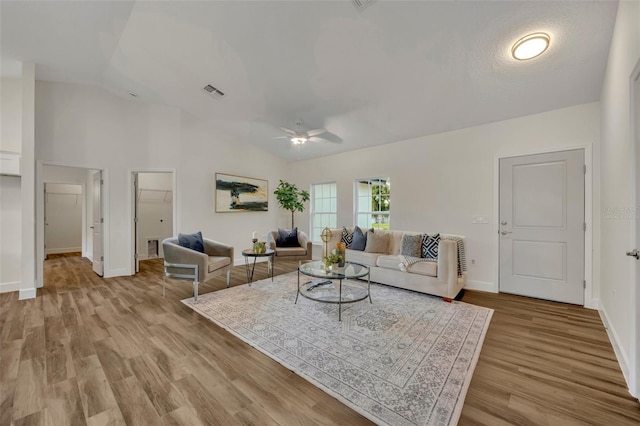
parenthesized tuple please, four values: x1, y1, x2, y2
(326, 228, 465, 300)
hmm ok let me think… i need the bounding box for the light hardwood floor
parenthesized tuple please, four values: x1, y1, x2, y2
(0, 254, 638, 425)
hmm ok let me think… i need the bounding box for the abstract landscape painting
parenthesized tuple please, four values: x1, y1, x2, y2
(215, 173, 268, 212)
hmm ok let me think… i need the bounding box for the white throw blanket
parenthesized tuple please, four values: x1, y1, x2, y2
(399, 236, 467, 277)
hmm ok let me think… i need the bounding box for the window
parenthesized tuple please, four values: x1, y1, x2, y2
(310, 182, 337, 242)
(355, 178, 390, 230)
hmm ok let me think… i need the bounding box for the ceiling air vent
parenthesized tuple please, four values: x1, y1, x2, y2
(352, 0, 375, 11)
(203, 84, 225, 99)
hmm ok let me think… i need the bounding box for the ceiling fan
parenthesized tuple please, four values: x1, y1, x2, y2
(273, 120, 338, 145)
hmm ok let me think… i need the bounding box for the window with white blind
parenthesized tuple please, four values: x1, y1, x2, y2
(355, 178, 390, 230)
(310, 182, 337, 242)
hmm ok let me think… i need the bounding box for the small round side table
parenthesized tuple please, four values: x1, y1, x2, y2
(242, 248, 275, 284)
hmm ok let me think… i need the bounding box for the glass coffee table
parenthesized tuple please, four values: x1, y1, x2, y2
(296, 261, 371, 321)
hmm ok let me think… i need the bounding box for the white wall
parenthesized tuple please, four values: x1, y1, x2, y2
(289, 102, 600, 294)
(1, 78, 22, 152)
(34, 80, 290, 277)
(0, 77, 23, 292)
(598, 0, 640, 394)
(45, 183, 82, 254)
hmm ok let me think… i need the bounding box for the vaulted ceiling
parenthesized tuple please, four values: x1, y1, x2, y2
(1, 1, 618, 161)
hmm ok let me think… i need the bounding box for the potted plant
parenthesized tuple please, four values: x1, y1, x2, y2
(324, 251, 344, 270)
(273, 179, 310, 228)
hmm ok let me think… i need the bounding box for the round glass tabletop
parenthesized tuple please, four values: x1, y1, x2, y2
(298, 261, 370, 280)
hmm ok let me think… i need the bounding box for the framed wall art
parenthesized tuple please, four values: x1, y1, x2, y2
(215, 173, 268, 212)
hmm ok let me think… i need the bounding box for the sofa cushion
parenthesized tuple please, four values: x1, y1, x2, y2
(421, 233, 440, 259)
(346, 249, 379, 267)
(277, 228, 299, 247)
(365, 230, 389, 253)
(341, 226, 353, 248)
(208, 256, 231, 273)
(275, 247, 307, 257)
(376, 255, 402, 271)
(178, 231, 205, 253)
(350, 226, 368, 251)
(407, 260, 438, 277)
(401, 234, 422, 257)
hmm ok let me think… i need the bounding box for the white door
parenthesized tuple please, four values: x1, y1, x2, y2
(133, 173, 140, 273)
(630, 63, 640, 399)
(499, 149, 585, 304)
(92, 171, 103, 276)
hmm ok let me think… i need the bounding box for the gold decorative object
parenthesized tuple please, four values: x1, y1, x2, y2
(320, 227, 333, 259)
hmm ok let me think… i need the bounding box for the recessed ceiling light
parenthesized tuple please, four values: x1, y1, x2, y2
(128, 91, 138, 98)
(512, 32, 550, 61)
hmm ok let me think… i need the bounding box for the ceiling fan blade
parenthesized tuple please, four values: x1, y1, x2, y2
(306, 128, 327, 137)
(272, 136, 289, 139)
(280, 127, 296, 135)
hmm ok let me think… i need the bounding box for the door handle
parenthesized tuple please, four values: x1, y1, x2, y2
(500, 230, 512, 235)
(90, 226, 94, 229)
(626, 249, 639, 259)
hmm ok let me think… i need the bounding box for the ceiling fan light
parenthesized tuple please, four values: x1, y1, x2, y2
(512, 32, 550, 60)
(291, 137, 307, 145)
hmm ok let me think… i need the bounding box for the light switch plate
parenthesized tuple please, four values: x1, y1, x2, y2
(472, 215, 489, 224)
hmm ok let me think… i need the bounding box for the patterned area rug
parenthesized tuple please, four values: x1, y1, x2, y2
(182, 272, 492, 426)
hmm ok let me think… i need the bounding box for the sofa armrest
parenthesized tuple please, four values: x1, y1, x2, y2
(203, 238, 234, 260)
(297, 231, 313, 258)
(437, 239, 458, 295)
(266, 231, 278, 250)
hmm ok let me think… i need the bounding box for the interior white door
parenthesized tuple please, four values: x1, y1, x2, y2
(631, 65, 640, 399)
(134, 173, 140, 273)
(499, 149, 585, 304)
(92, 171, 103, 276)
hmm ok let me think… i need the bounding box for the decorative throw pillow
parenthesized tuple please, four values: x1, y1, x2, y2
(364, 231, 389, 253)
(421, 233, 440, 259)
(277, 227, 299, 247)
(350, 226, 368, 251)
(401, 234, 422, 257)
(341, 226, 354, 248)
(178, 231, 205, 253)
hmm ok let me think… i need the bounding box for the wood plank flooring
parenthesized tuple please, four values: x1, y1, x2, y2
(0, 254, 638, 425)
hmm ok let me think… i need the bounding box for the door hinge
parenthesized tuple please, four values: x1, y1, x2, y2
(134, 217, 138, 223)
(134, 253, 139, 259)
(101, 218, 104, 223)
(584, 280, 586, 288)
(584, 222, 587, 232)
(100, 255, 104, 261)
(584, 164, 587, 174)
(100, 179, 104, 185)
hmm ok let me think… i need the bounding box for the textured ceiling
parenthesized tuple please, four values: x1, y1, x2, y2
(1, 1, 618, 161)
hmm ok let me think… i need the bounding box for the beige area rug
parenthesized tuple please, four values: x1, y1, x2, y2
(182, 272, 492, 426)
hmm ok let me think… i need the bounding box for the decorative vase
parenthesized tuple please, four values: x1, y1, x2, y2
(331, 264, 339, 272)
(335, 242, 346, 267)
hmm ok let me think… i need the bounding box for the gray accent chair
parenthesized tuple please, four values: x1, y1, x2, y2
(266, 230, 313, 262)
(162, 237, 234, 301)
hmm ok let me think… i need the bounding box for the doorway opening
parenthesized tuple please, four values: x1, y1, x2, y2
(39, 164, 104, 287)
(132, 171, 175, 273)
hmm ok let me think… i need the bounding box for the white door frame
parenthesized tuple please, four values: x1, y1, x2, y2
(36, 161, 109, 288)
(493, 144, 594, 308)
(628, 58, 640, 399)
(128, 168, 177, 275)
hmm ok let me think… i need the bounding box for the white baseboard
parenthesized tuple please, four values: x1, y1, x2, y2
(0, 281, 21, 294)
(464, 280, 497, 293)
(599, 304, 631, 391)
(46, 246, 81, 255)
(584, 297, 599, 310)
(19, 287, 36, 300)
(104, 268, 131, 278)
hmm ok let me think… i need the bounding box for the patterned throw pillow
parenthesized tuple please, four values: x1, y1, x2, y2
(341, 226, 354, 248)
(350, 226, 368, 251)
(421, 233, 440, 259)
(400, 234, 422, 257)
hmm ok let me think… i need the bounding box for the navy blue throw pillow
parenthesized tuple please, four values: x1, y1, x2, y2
(178, 231, 205, 253)
(277, 227, 299, 247)
(350, 226, 368, 251)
